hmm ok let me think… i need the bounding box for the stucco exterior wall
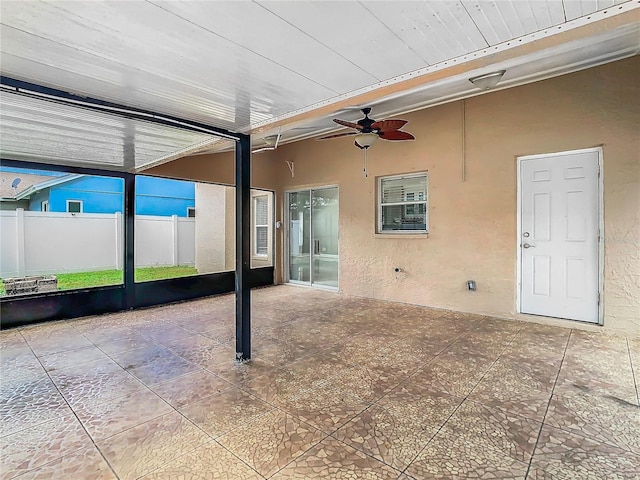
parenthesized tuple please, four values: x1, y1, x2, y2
(147, 150, 278, 190)
(225, 186, 235, 272)
(194, 183, 227, 274)
(273, 57, 639, 335)
(147, 152, 278, 272)
(149, 57, 638, 335)
(221, 188, 275, 271)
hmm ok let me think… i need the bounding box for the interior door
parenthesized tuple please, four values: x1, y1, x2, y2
(519, 149, 600, 323)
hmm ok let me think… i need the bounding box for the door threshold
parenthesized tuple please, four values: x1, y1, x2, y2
(285, 281, 339, 292)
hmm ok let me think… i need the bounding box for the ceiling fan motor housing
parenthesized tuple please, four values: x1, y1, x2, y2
(357, 108, 376, 132)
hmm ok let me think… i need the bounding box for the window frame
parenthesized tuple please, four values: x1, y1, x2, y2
(187, 206, 196, 218)
(41, 200, 49, 212)
(253, 195, 269, 257)
(66, 199, 83, 213)
(377, 172, 428, 234)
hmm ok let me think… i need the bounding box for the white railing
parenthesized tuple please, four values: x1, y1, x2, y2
(0, 209, 195, 277)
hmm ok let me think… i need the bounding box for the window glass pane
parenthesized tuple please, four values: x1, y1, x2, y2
(256, 226, 268, 255)
(381, 203, 426, 231)
(67, 201, 81, 213)
(255, 196, 268, 226)
(381, 176, 426, 204)
(254, 195, 269, 257)
(0, 165, 124, 297)
(251, 190, 274, 267)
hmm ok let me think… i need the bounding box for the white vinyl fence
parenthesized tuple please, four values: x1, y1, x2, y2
(0, 209, 195, 278)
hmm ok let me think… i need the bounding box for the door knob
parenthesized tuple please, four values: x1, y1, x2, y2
(522, 243, 534, 249)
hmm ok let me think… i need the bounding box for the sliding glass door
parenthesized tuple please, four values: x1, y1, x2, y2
(287, 186, 338, 289)
(288, 190, 311, 283)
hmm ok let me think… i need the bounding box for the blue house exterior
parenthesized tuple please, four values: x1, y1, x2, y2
(29, 176, 125, 214)
(136, 176, 195, 217)
(22, 173, 195, 217)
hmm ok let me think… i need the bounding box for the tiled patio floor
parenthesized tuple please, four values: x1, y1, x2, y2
(1, 285, 639, 479)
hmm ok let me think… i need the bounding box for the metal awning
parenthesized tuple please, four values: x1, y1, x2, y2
(1, 1, 637, 163)
(0, 86, 231, 172)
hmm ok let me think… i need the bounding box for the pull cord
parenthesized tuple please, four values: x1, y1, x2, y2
(363, 148, 368, 178)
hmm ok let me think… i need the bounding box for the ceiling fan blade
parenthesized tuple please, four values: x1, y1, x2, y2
(372, 119, 408, 132)
(333, 119, 363, 130)
(317, 131, 358, 140)
(379, 130, 415, 141)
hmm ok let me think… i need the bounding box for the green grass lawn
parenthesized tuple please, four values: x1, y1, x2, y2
(0, 266, 198, 296)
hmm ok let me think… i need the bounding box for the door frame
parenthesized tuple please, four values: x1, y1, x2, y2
(284, 185, 339, 291)
(516, 146, 604, 324)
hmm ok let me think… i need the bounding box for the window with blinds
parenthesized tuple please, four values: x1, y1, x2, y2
(378, 173, 428, 233)
(254, 195, 269, 256)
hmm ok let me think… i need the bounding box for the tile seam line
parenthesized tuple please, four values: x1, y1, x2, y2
(260, 433, 334, 479)
(550, 333, 639, 431)
(200, 399, 332, 479)
(75, 326, 171, 400)
(15, 329, 121, 480)
(232, 320, 458, 406)
(326, 315, 484, 402)
(45, 349, 182, 449)
(535, 412, 640, 458)
(398, 323, 525, 476)
(251, 329, 475, 475)
(71, 322, 228, 471)
(83, 342, 236, 479)
(135, 437, 265, 480)
(259, 428, 404, 479)
(523, 328, 573, 479)
(626, 337, 640, 406)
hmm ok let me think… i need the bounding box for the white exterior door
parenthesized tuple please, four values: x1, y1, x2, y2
(519, 149, 601, 323)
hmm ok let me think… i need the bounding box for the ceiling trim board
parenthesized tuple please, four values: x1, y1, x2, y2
(247, 4, 639, 135)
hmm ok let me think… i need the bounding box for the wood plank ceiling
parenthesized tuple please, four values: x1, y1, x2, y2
(0, 0, 638, 170)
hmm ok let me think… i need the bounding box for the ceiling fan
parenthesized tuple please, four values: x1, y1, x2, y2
(317, 107, 415, 149)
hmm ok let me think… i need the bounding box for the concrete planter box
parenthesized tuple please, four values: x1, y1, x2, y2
(3, 275, 58, 296)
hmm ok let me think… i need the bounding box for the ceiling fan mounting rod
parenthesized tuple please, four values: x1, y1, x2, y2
(357, 107, 377, 132)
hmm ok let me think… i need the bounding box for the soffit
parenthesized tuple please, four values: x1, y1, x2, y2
(0, 1, 638, 169)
